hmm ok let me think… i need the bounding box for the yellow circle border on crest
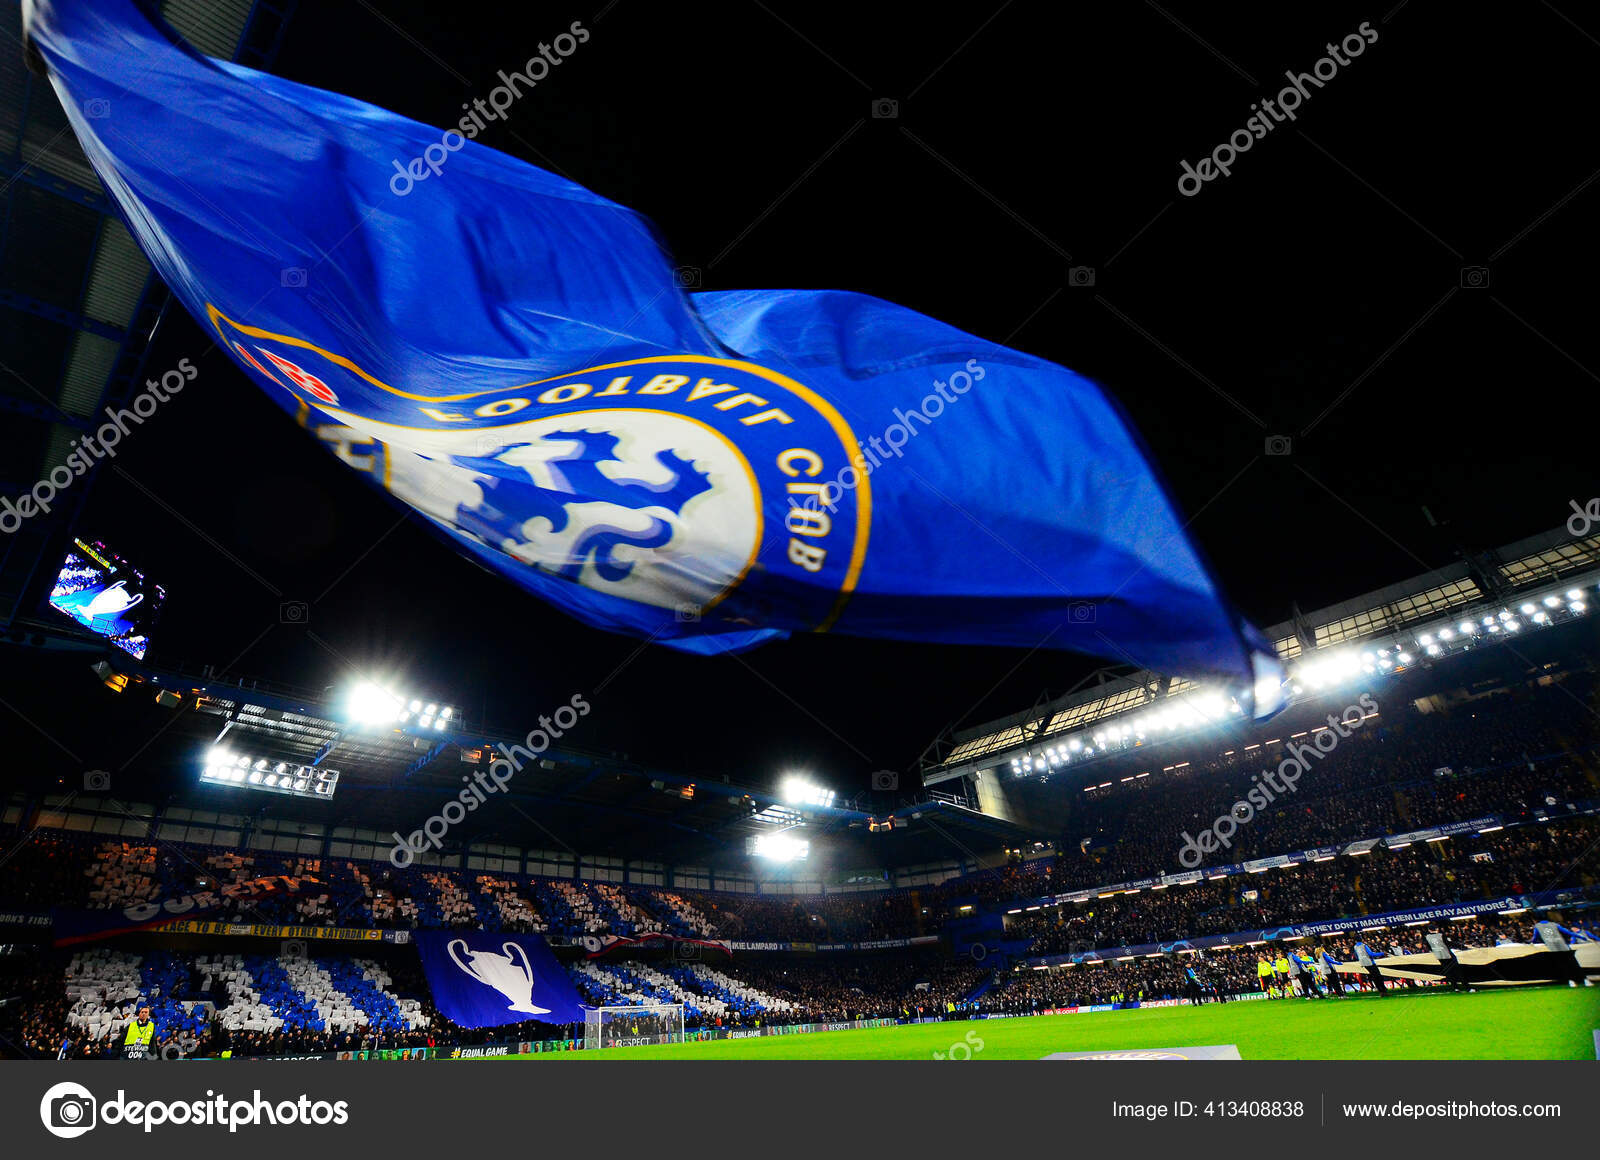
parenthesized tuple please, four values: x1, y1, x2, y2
(207, 305, 870, 632)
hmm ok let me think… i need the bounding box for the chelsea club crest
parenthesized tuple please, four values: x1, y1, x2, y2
(206, 306, 870, 634)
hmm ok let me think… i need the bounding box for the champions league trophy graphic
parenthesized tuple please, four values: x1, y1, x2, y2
(448, 939, 551, 1015)
(83, 579, 144, 619)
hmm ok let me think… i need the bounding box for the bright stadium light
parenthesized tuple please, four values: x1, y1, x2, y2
(781, 776, 834, 808)
(201, 749, 339, 801)
(348, 681, 403, 725)
(348, 681, 457, 730)
(751, 833, 809, 862)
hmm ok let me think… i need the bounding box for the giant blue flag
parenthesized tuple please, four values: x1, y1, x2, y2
(26, 0, 1283, 696)
(413, 930, 585, 1029)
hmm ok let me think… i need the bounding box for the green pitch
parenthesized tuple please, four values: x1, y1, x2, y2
(506, 988, 1600, 1060)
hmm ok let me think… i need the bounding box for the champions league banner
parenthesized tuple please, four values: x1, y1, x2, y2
(25, 0, 1283, 694)
(414, 931, 585, 1029)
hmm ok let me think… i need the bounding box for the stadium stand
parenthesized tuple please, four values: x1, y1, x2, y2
(1, 650, 1595, 1058)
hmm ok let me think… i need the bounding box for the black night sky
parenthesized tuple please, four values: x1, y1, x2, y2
(8, 1, 1599, 800)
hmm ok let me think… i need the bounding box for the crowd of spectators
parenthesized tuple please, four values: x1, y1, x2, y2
(2, 682, 1592, 951)
(1, 677, 1596, 1058)
(1046, 682, 1597, 891)
(0, 945, 984, 1057)
(977, 914, 1556, 1013)
(724, 956, 988, 1023)
(1008, 816, 1598, 955)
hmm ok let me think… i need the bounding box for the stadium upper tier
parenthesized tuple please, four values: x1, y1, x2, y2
(922, 525, 1599, 784)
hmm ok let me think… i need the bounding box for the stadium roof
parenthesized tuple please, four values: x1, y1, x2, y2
(0, 0, 296, 627)
(0, 638, 1047, 874)
(920, 524, 1600, 785)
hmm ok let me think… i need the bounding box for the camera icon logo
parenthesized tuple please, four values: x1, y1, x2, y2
(82, 98, 110, 119)
(1067, 265, 1096, 287)
(872, 770, 899, 791)
(281, 267, 309, 288)
(674, 602, 701, 623)
(1067, 600, 1096, 624)
(871, 98, 899, 119)
(1265, 434, 1293, 456)
(40, 1081, 97, 1138)
(1459, 265, 1490, 289)
(673, 266, 702, 289)
(279, 600, 308, 624)
(83, 770, 111, 792)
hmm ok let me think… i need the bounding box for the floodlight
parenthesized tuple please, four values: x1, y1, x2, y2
(751, 833, 809, 862)
(348, 681, 403, 725)
(781, 777, 834, 808)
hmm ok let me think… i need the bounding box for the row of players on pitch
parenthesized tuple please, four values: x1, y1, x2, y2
(1177, 940, 1429, 1004)
(1249, 946, 1369, 1000)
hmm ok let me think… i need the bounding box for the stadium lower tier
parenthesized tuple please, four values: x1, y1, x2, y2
(1, 810, 1594, 964)
(2, 909, 1593, 1059)
(4, 811, 1592, 966)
